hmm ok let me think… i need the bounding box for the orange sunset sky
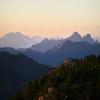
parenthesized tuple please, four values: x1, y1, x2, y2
(0, 0, 100, 38)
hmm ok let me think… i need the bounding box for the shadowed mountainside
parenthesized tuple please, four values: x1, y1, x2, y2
(0, 52, 50, 100)
(0, 40, 100, 67)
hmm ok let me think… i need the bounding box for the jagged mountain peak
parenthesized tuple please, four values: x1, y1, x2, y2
(83, 33, 92, 40)
(64, 32, 97, 44)
(72, 32, 81, 37)
(66, 32, 82, 42)
(83, 33, 96, 44)
(84, 33, 91, 38)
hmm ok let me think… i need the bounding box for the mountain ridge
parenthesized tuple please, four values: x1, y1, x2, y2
(0, 32, 99, 50)
(30, 32, 99, 53)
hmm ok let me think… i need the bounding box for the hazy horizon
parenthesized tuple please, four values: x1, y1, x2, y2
(0, 32, 100, 41)
(0, 0, 100, 38)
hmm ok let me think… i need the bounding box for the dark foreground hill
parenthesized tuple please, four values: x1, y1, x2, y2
(11, 55, 100, 100)
(0, 52, 50, 100)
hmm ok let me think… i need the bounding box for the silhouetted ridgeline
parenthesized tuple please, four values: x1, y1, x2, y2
(0, 32, 100, 67)
(0, 52, 50, 100)
(11, 55, 100, 100)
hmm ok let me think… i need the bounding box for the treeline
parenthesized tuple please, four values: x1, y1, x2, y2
(11, 55, 100, 100)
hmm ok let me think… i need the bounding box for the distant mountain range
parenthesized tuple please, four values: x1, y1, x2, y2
(41, 40, 100, 66)
(0, 52, 50, 100)
(30, 38, 63, 53)
(0, 32, 43, 48)
(0, 32, 99, 51)
(21, 41, 100, 66)
(30, 32, 99, 53)
(2, 43, 100, 67)
(0, 41, 100, 66)
(0, 32, 100, 67)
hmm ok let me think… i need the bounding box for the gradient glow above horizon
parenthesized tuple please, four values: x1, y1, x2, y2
(0, 0, 100, 38)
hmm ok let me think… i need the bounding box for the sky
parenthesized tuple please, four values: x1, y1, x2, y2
(0, 0, 100, 38)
